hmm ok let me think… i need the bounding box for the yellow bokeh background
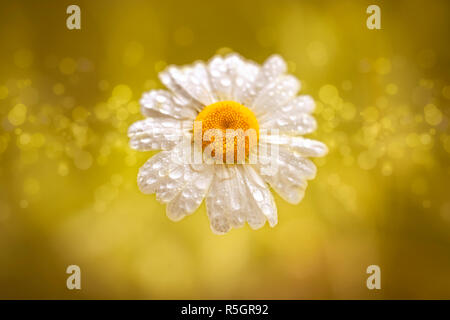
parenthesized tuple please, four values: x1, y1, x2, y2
(1, 0, 449, 299)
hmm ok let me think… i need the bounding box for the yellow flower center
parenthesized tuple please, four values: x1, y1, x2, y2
(194, 100, 259, 162)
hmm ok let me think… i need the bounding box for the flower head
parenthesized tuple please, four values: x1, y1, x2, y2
(128, 53, 327, 234)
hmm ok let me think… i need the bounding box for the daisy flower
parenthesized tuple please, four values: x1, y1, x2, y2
(128, 52, 327, 234)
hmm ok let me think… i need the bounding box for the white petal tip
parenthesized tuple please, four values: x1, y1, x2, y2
(166, 209, 186, 222)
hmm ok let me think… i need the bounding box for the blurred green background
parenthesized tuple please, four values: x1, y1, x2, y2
(0, 0, 449, 299)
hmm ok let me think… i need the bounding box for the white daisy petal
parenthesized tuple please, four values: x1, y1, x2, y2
(283, 94, 316, 114)
(253, 54, 287, 93)
(257, 146, 316, 204)
(252, 75, 300, 116)
(240, 166, 278, 228)
(166, 63, 217, 106)
(208, 56, 233, 101)
(137, 144, 194, 203)
(159, 68, 203, 111)
(140, 90, 197, 120)
(260, 111, 317, 135)
(166, 165, 214, 222)
(224, 54, 260, 105)
(208, 53, 261, 104)
(137, 150, 172, 194)
(206, 166, 248, 234)
(259, 95, 316, 134)
(128, 118, 190, 151)
(206, 165, 278, 234)
(260, 134, 328, 157)
(287, 137, 328, 157)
